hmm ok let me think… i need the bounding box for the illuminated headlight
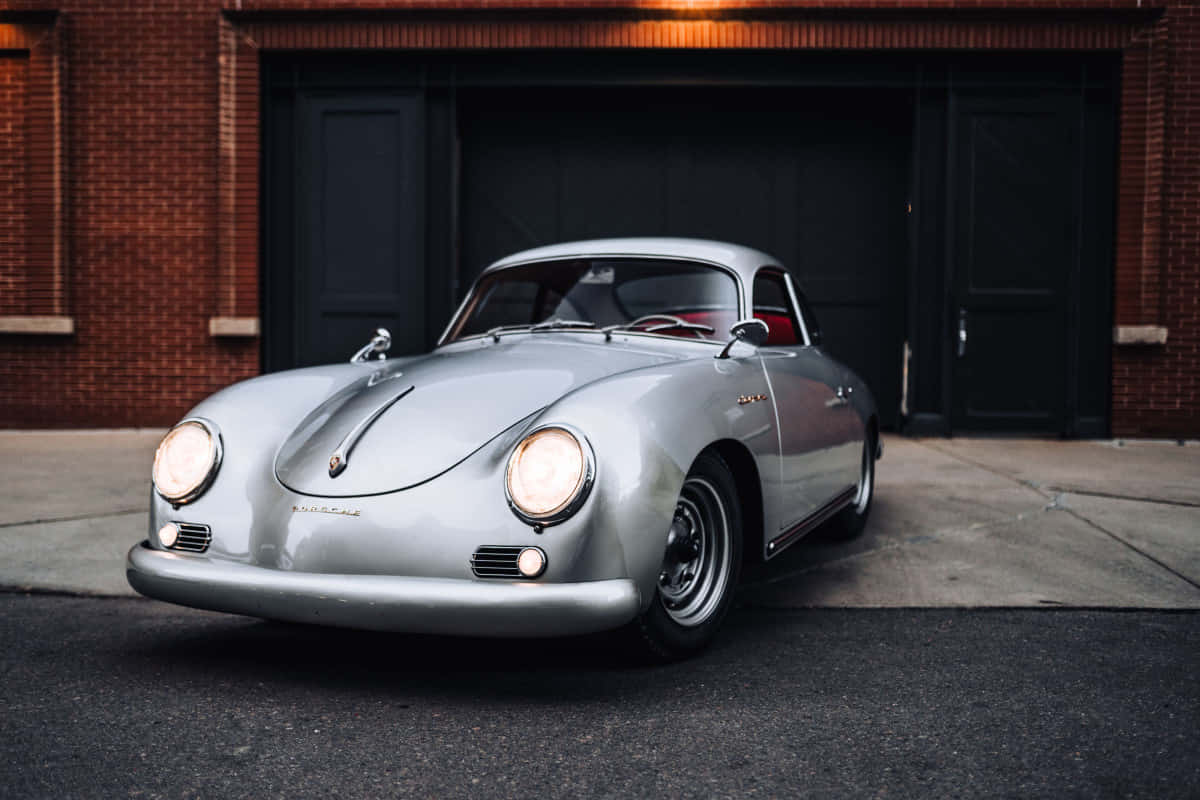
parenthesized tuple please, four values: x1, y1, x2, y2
(505, 425, 595, 526)
(152, 418, 222, 505)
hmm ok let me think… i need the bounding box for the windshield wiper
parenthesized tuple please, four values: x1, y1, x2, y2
(486, 324, 535, 342)
(531, 318, 596, 332)
(486, 319, 596, 342)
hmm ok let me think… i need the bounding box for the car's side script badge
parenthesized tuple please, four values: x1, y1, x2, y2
(738, 393, 768, 405)
(292, 504, 361, 517)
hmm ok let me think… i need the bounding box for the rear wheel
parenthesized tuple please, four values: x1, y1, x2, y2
(631, 451, 742, 661)
(824, 431, 876, 541)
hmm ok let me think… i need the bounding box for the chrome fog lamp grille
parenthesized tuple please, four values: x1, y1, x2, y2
(470, 546, 524, 578)
(171, 522, 212, 553)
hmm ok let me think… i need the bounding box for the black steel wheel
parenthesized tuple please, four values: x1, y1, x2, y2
(631, 450, 742, 660)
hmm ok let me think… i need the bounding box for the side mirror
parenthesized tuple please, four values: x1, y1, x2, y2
(716, 318, 769, 359)
(808, 327, 822, 347)
(350, 327, 392, 363)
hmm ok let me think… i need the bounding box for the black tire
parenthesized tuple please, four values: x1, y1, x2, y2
(824, 430, 876, 541)
(629, 450, 743, 661)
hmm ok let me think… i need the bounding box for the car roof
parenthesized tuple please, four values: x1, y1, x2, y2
(482, 237, 784, 288)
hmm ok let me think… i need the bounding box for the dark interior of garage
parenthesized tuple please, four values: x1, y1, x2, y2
(262, 51, 1116, 436)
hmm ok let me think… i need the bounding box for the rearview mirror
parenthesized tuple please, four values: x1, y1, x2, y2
(716, 318, 769, 359)
(350, 327, 392, 363)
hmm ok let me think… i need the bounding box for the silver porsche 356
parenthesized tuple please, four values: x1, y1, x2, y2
(128, 238, 880, 658)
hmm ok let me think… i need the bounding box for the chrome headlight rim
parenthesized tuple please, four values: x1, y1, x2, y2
(152, 416, 223, 506)
(504, 423, 596, 527)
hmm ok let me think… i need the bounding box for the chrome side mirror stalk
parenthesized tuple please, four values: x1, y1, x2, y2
(716, 318, 769, 359)
(350, 327, 392, 363)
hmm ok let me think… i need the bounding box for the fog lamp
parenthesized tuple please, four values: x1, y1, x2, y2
(158, 523, 179, 549)
(517, 547, 547, 579)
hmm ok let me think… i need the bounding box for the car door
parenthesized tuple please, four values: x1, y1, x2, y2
(754, 269, 862, 536)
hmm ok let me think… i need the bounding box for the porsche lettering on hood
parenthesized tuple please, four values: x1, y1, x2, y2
(274, 339, 674, 497)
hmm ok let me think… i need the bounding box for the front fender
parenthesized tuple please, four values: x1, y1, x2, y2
(525, 353, 776, 610)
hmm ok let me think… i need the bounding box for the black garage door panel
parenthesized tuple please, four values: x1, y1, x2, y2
(263, 54, 1114, 436)
(461, 88, 909, 428)
(294, 93, 426, 367)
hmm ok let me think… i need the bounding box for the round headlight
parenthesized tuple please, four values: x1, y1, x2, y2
(505, 425, 594, 525)
(152, 418, 222, 504)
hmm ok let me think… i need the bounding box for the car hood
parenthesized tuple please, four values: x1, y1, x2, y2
(274, 336, 678, 497)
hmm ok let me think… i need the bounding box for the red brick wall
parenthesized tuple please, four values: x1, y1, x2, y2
(0, 54, 27, 317)
(0, 1, 1196, 436)
(0, 5, 258, 427)
(1112, 4, 1200, 437)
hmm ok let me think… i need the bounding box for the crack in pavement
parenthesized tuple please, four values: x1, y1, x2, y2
(915, 440, 1200, 596)
(1040, 486, 1200, 509)
(1055, 502, 1200, 594)
(0, 509, 144, 529)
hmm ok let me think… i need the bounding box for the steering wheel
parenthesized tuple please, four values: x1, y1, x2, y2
(625, 314, 713, 340)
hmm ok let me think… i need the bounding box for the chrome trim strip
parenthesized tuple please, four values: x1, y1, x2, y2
(450, 327, 727, 348)
(780, 269, 812, 347)
(766, 485, 856, 557)
(328, 384, 415, 478)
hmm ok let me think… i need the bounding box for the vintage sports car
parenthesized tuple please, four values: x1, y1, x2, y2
(128, 238, 880, 658)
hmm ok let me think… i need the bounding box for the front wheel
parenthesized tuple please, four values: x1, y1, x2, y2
(630, 450, 743, 661)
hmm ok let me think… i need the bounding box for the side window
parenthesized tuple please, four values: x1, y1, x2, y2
(752, 270, 804, 346)
(794, 290, 821, 347)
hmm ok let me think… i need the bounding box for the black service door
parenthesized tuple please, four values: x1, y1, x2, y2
(293, 93, 426, 367)
(950, 96, 1076, 433)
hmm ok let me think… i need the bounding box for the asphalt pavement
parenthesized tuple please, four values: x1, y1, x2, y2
(1, 595, 1196, 799)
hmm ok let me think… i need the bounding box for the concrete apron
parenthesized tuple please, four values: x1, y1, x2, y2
(1, 430, 1198, 608)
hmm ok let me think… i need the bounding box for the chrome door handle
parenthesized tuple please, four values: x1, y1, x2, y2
(826, 386, 851, 409)
(957, 309, 968, 358)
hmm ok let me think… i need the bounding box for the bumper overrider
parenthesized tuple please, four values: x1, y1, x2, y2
(126, 542, 641, 637)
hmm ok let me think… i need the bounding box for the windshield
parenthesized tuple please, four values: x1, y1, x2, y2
(447, 258, 740, 343)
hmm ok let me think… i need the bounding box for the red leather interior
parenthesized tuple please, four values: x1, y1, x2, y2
(659, 310, 800, 345)
(754, 312, 800, 346)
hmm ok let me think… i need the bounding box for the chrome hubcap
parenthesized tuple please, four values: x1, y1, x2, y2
(658, 476, 732, 627)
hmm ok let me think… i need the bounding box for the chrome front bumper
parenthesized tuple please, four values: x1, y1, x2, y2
(126, 542, 641, 637)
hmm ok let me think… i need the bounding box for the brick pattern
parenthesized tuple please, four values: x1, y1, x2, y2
(0, 54, 28, 316)
(1112, 4, 1200, 437)
(1114, 18, 1168, 330)
(227, 0, 1167, 9)
(217, 15, 259, 320)
(0, 6, 258, 427)
(0, 18, 68, 324)
(0, 1, 1195, 436)
(241, 17, 1140, 50)
(26, 17, 68, 318)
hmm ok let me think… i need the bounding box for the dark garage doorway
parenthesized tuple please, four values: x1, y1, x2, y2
(262, 52, 1115, 436)
(459, 86, 910, 429)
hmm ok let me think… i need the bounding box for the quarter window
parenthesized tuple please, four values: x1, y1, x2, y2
(752, 270, 804, 346)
